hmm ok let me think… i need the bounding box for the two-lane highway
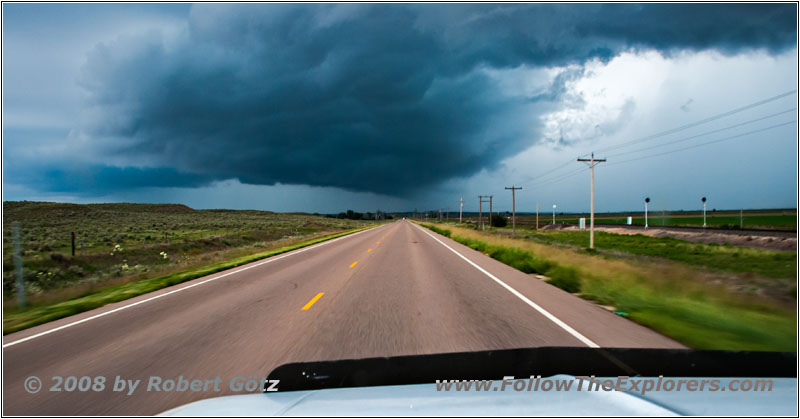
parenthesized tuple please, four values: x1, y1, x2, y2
(3, 220, 682, 415)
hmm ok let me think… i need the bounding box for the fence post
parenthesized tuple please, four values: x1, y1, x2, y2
(12, 222, 26, 308)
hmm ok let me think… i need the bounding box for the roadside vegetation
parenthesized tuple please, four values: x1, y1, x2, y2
(3, 201, 379, 333)
(519, 229, 795, 279)
(419, 222, 796, 352)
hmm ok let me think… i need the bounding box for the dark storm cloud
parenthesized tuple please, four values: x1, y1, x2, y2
(75, 3, 795, 195)
(4, 161, 213, 195)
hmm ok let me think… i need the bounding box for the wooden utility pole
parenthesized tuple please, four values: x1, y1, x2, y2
(459, 197, 464, 223)
(488, 196, 493, 231)
(505, 186, 522, 234)
(478, 195, 491, 230)
(577, 153, 607, 249)
(478, 196, 484, 230)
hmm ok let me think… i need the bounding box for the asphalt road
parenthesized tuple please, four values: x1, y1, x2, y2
(3, 220, 682, 415)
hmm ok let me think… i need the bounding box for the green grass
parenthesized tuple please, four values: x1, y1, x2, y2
(519, 230, 795, 279)
(580, 276, 795, 351)
(420, 223, 796, 352)
(3, 227, 372, 334)
(425, 225, 452, 237)
(548, 214, 796, 230)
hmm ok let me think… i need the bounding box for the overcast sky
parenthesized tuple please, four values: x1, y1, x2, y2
(3, 3, 797, 213)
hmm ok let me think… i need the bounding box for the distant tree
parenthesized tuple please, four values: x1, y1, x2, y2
(490, 214, 507, 227)
(342, 210, 363, 220)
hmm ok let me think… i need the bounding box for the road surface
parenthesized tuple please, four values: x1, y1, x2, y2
(3, 220, 682, 415)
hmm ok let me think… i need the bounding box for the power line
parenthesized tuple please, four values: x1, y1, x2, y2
(520, 158, 576, 184)
(526, 166, 588, 190)
(606, 119, 796, 167)
(607, 107, 797, 158)
(595, 89, 797, 154)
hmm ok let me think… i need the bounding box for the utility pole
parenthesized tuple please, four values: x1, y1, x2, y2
(740, 209, 743, 229)
(459, 197, 464, 223)
(478, 195, 491, 230)
(578, 152, 607, 249)
(446, 208, 449, 222)
(644, 197, 650, 229)
(552, 204, 556, 224)
(488, 195, 493, 231)
(505, 186, 522, 234)
(536, 202, 539, 230)
(478, 196, 484, 230)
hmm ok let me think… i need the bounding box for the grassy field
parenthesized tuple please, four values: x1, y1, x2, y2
(513, 210, 796, 230)
(518, 229, 795, 279)
(3, 201, 378, 332)
(420, 222, 796, 352)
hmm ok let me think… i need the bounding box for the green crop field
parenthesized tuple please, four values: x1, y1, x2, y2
(3, 201, 376, 310)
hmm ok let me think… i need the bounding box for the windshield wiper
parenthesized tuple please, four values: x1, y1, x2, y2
(267, 347, 796, 392)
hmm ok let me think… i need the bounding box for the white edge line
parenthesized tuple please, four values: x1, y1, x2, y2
(3, 224, 386, 348)
(413, 223, 599, 348)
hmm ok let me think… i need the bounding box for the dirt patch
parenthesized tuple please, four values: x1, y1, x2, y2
(538, 223, 573, 231)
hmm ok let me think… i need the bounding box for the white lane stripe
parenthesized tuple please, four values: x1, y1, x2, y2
(3, 225, 386, 348)
(413, 223, 599, 348)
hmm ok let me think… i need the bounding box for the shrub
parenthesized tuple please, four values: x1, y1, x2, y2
(490, 214, 507, 228)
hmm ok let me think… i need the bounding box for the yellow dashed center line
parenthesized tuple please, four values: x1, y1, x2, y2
(301, 292, 325, 311)
(349, 261, 358, 268)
